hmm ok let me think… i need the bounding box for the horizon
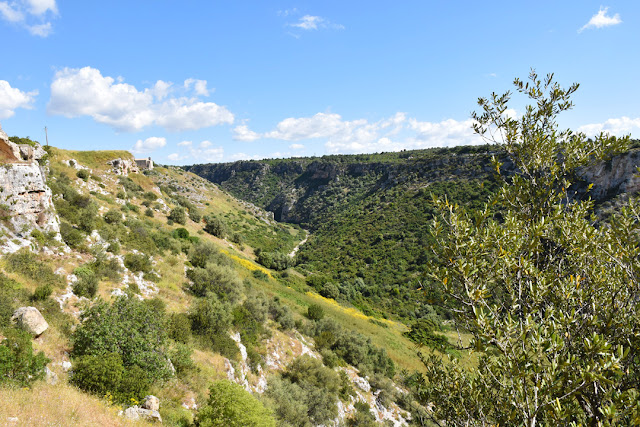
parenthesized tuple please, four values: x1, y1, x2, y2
(1, 1, 638, 165)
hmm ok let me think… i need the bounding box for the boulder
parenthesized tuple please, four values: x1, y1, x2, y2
(44, 366, 58, 385)
(142, 395, 160, 411)
(122, 406, 162, 423)
(11, 307, 48, 335)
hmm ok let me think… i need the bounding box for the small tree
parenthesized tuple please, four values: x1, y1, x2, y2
(168, 207, 187, 225)
(416, 71, 639, 425)
(194, 380, 276, 427)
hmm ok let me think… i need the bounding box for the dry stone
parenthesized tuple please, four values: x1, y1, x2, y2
(122, 406, 162, 423)
(11, 307, 48, 335)
(142, 395, 160, 411)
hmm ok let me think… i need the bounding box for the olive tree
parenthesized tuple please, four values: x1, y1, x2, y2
(415, 71, 640, 426)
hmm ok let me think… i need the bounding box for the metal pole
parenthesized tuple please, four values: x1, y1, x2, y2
(44, 126, 49, 147)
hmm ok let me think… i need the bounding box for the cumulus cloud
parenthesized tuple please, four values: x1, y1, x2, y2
(235, 111, 484, 154)
(579, 7, 621, 33)
(0, 0, 57, 37)
(169, 140, 224, 163)
(578, 117, 640, 137)
(0, 80, 38, 119)
(48, 67, 234, 132)
(184, 79, 210, 96)
(289, 14, 344, 31)
(233, 124, 261, 142)
(132, 136, 166, 154)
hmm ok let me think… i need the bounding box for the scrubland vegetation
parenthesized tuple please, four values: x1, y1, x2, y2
(2, 71, 640, 426)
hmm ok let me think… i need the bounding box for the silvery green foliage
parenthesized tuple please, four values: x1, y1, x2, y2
(417, 71, 640, 426)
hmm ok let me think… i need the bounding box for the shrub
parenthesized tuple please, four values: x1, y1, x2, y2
(144, 208, 154, 217)
(189, 209, 202, 224)
(320, 282, 340, 300)
(73, 266, 99, 298)
(71, 353, 152, 403)
(168, 342, 196, 376)
(32, 284, 52, 301)
(186, 264, 242, 303)
(307, 304, 325, 321)
(71, 297, 172, 381)
(103, 209, 122, 224)
(194, 380, 276, 427)
(168, 207, 187, 225)
(0, 328, 50, 387)
(76, 169, 89, 181)
(124, 253, 152, 273)
(203, 215, 227, 238)
(60, 222, 85, 248)
(143, 191, 157, 201)
(6, 248, 64, 288)
(256, 250, 292, 271)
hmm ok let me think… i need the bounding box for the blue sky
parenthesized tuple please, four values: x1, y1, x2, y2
(1, 1, 638, 165)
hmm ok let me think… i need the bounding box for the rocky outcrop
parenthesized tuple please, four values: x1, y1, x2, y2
(11, 307, 49, 336)
(107, 158, 139, 175)
(0, 162, 60, 237)
(142, 395, 160, 411)
(122, 406, 162, 423)
(0, 123, 47, 162)
(576, 150, 640, 200)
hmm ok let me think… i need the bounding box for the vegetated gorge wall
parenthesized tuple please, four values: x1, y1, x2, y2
(185, 145, 640, 226)
(0, 123, 60, 253)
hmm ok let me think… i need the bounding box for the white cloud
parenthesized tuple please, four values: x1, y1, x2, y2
(0, 0, 57, 37)
(167, 153, 184, 162)
(0, 80, 38, 119)
(48, 67, 234, 132)
(25, 0, 56, 15)
(237, 111, 485, 155)
(0, 2, 24, 22)
(184, 79, 210, 96)
(27, 21, 51, 36)
(289, 14, 344, 31)
(233, 124, 260, 141)
(578, 117, 640, 136)
(579, 7, 621, 33)
(172, 140, 224, 163)
(132, 136, 166, 154)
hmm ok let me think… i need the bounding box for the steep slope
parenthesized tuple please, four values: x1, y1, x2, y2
(0, 140, 421, 426)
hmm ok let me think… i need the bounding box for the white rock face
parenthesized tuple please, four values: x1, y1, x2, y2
(0, 163, 60, 237)
(121, 406, 162, 423)
(142, 395, 160, 411)
(11, 307, 49, 335)
(107, 158, 139, 175)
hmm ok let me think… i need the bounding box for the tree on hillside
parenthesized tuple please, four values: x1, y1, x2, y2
(413, 71, 640, 425)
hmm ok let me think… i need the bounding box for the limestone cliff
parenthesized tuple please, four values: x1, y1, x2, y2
(0, 123, 60, 252)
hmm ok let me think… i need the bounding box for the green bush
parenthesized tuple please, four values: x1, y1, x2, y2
(124, 253, 152, 273)
(194, 380, 276, 427)
(71, 352, 152, 403)
(186, 264, 242, 303)
(168, 207, 187, 225)
(71, 297, 172, 381)
(76, 169, 89, 181)
(168, 342, 196, 376)
(203, 215, 227, 238)
(189, 209, 202, 224)
(60, 222, 85, 248)
(144, 208, 154, 217)
(0, 328, 50, 387)
(31, 284, 52, 301)
(307, 304, 324, 321)
(72, 267, 99, 298)
(188, 241, 230, 269)
(6, 249, 64, 288)
(103, 209, 122, 224)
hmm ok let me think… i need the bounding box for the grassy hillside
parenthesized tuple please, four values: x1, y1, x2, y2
(0, 144, 438, 426)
